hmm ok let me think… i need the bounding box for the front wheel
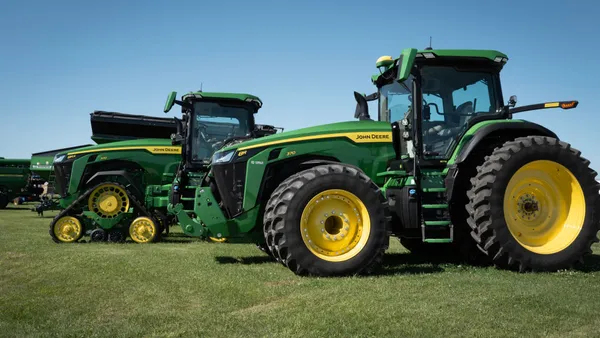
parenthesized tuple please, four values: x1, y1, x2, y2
(263, 164, 390, 277)
(467, 136, 600, 271)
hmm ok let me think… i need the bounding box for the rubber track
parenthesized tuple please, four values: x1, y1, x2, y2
(49, 182, 153, 243)
(465, 136, 600, 271)
(263, 164, 391, 276)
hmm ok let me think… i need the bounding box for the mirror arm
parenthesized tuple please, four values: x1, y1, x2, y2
(174, 99, 192, 109)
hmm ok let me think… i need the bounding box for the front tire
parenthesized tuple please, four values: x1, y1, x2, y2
(467, 136, 600, 271)
(263, 164, 390, 276)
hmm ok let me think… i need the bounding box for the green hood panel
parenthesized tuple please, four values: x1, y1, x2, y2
(222, 120, 393, 151)
(64, 138, 181, 156)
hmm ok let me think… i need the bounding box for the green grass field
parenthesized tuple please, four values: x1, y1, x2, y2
(2, 204, 600, 338)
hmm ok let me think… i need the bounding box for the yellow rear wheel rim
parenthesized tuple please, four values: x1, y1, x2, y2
(300, 189, 371, 262)
(53, 216, 83, 243)
(88, 183, 130, 218)
(129, 217, 157, 243)
(503, 160, 585, 254)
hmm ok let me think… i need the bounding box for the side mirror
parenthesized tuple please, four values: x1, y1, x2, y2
(164, 91, 177, 113)
(508, 95, 517, 108)
(353, 91, 371, 120)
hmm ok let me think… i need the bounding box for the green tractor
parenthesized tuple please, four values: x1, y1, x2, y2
(48, 92, 278, 243)
(50, 48, 599, 278)
(0, 158, 31, 209)
(161, 47, 598, 276)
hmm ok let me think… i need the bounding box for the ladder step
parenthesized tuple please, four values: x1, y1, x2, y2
(422, 188, 446, 193)
(424, 221, 451, 226)
(422, 204, 448, 209)
(423, 238, 453, 243)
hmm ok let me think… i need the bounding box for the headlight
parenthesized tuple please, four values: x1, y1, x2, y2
(212, 150, 235, 163)
(53, 154, 66, 163)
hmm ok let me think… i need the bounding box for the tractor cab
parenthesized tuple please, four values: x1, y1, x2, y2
(164, 91, 263, 168)
(367, 49, 508, 167)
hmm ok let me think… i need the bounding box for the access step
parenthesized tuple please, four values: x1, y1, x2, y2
(422, 187, 446, 193)
(422, 204, 448, 209)
(423, 220, 451, 226)
(423, 238, 453, 243)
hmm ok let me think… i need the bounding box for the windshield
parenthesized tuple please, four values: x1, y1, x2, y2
(191, 101, 254, 162)
(378, 75, 413, 123)
(420, 66, 499, 160)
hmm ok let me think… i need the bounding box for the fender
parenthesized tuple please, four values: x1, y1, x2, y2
(85, 170, 143, 199)
(453, 121, 558, 165)
(254, 155, 341, 212)
(446, 121, 558, 204)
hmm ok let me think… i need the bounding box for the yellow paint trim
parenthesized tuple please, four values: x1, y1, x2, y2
(544, 102, 560, 108)
(0, 174, 25, 177)
(68, 146, 182, 156)
(238, 132, 393, 151)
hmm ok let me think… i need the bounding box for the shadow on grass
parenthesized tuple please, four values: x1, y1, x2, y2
(574, 254, 600, 273)
(215, 255, 274, 265)
(370, 252, 457, 276)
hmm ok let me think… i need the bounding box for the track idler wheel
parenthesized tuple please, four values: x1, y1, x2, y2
(129, 216, 159, 243)
(51, 216, 84, 243)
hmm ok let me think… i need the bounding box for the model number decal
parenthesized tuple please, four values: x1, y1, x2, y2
(286, 151, 296, 156)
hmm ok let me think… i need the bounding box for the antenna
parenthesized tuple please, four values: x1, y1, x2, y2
(425, 36, 433, 50)
(199, 82, 203, 92)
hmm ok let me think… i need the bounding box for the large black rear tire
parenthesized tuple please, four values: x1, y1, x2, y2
(467, 136, 600, 271)
(263, 164, 390, 276)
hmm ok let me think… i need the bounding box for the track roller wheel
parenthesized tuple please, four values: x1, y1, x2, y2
(90, 228, 107, 242)
(263, 164, 390, 277)
(88, 183, 130, 219)
(51, 216, 84, 243)
(467, 136, 600, 271)
(129, 216, 159, 243)
(108, 230, 125, 243)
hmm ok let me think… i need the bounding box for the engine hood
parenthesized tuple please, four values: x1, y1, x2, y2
(56, 138, 181, 158)
(219, 120, 392, 152)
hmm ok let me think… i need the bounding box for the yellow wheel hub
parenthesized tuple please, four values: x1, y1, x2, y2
(88, 184, 130, 218)
(53, 216, 83, 243)
(129, 216, 157, 243)
(300, 189, 371, 262)
(503, 160, 585, 255)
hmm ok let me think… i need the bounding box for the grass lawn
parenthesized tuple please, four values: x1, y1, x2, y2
(2, 203, 600, 337)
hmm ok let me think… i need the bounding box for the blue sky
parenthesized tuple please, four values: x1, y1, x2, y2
(1, 0, 599, 172)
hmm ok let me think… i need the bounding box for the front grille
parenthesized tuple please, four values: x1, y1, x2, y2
(211, 161, 247, 217)
(53, 162, 73, 197)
